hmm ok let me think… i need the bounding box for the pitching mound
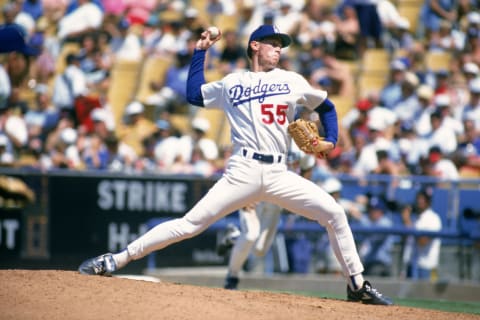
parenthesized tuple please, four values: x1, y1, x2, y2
(0, 270, 476, 320)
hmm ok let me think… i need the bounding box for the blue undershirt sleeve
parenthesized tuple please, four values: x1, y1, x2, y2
(186, 49, 206, 107)
(314, 98, 338, 146)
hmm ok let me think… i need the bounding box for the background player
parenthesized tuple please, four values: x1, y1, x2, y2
(78, 24, 393, 305)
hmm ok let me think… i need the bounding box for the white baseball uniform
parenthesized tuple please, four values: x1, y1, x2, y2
(226, 202, 282, 277)
(125, 67, 365, 278)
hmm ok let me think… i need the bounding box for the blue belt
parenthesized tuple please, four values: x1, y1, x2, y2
(242, 149, 283, 164)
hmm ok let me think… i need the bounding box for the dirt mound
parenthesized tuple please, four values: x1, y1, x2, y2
(0, 270, 475, 320)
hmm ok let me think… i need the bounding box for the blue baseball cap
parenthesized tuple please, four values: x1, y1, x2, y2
(368, 196, 386, 211)
(247, 24, 291, 58)
(0, 24, 39, 56)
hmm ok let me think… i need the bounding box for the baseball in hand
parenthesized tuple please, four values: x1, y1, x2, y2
(207, 26, 220, 39)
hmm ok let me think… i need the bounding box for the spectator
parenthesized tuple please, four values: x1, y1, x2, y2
(332, 4, 360, 60)
(462, 77, 480, 130)
(434, 94, 464, 137)
(177, 117, 219, 166)
(88, 112, 136, 171)
(462, 62, 479, 83)
(7, 86, 30, 115)
(190, 146, 216, 177)
(419, 0, 457, 43)
(0, 134, 14, 165)
(24, 84, 60, 142)
(151, 19, 186, 57)
(21, 0, 44, 21)
(371, 149, 401, 176)
(298, 39, 326, 79)
(273, 0, 302, 36)
(82, 132, 108, 170)
(48, 127, 83, 169)
(396, 120, 429, 175)
(386, 17, 415, 54)
(218, 30, 248, 74)
(429, 19, 456, 52)
(430, 69, 452, 97)
(352, 115, 399, 177)
(462, 11, 480, 54)
(146, 49, 193, 116)
(41, 0, 68, 27)
(90, 107, 115, 139)
(0, 53, 11, 110)
(117, 101, 157, 159)
(310, 53, 355, 97)
(342, 98, 373, 146)
(3, 2, 36, 38)
(77, 33, 100, 74)
(379, 58, 408, 110)
(182, 7, 204, 33)
(297, 1, 336, 51)
(350, 0, 384, 56)
(30, 20, 56, 85)
(391, 71, 420, 123)
(413, 84, 436, 137)
(52, 53, 89, 121)
(367, 93, 398, 138)
(152, 119, 181, 172)
(110, 19, 143, 62)
(0, 102, 28, 156)
(401, 188, 442, 281)
(424, 145, 459, 180)
(424, 109, 457, 155)
(454, 118, 480, 177)
(57, 0, 104, 42)
(103, 133, 130, 172)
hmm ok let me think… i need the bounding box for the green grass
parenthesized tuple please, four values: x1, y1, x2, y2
(393, 298, 480, 315)
(285, 290, 480, 315)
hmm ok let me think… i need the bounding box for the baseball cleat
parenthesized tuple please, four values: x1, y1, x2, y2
(216, 223, 241, 256)
(224, 276, 239, 290)
(78, 253, 117, 276)
(347, 281, 393, 305)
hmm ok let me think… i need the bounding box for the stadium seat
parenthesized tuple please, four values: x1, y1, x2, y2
(213, 14, 239, 33)
(397, 2, 422, 34)
(107, 59, 142, 128)
(169, 114, 192, 135)
(135, 55, 173, 105)
(357, 73, 388, 95)
(424, 51, 452, 72)
(190, 0, 211, 24)
(329, 95, 354, 122)
(194, 108, 228, 143)
(361, 48, 390, 75)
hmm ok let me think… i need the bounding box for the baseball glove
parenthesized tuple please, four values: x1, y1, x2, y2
(288, 119, 331, 157)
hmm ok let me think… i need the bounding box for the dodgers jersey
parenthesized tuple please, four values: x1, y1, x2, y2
(201, 68, 327, 154)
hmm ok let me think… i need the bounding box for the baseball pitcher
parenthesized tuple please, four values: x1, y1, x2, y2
(78, 24, 393, 305)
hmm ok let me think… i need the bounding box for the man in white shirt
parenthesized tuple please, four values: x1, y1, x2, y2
(352, 116, 399, 176)
(52, 53, 89, 118)
(57, 0, 103, 41)
(425, 146, 459, 180)
(401, 188, 442, 280)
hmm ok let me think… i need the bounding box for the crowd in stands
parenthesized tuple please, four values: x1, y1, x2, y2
(0, 0, 479, 181)
(1, 0, 479, 281)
